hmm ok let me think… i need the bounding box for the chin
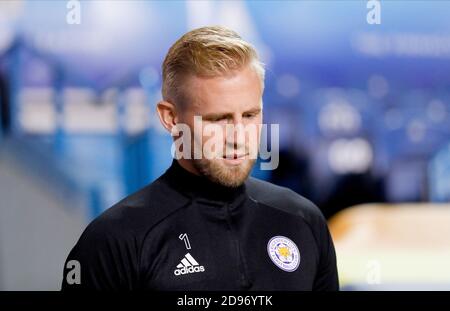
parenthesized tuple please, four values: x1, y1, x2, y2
(194, 158, 256, 188)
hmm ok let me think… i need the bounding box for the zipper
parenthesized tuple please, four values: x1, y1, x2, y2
(224, 203, 251, 290)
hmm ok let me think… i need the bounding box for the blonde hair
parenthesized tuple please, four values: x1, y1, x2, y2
(161, 25, 265, 105)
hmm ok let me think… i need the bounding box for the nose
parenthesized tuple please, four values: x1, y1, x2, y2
(225, 116, 246, 150)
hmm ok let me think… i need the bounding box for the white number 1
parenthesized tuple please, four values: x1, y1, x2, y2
(179, 233, 191, 250)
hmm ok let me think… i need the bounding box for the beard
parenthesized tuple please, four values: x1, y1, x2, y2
(192, 157, 256, 188)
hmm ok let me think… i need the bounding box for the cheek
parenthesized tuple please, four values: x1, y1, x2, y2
(248, 117, 263, 142)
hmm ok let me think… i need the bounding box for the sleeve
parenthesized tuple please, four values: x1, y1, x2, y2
(61, 218, 140, 291)
(312, 218, 340, 291)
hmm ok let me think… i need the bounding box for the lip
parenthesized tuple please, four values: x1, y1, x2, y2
(222, 153, 248, 165)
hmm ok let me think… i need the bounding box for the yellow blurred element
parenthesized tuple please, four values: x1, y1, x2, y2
(328, 203, 450, 288)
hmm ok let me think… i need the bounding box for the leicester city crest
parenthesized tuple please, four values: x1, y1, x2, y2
(267, 235, 300, 272)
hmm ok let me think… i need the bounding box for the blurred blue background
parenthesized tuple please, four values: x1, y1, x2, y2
(1, 0, 450, 290)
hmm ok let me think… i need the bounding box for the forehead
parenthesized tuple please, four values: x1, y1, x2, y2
(183, 65, 263, 114)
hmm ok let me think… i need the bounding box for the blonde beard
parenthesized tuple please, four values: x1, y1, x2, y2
(193, 157, 256, 188)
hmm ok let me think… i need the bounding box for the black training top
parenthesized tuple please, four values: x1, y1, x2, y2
(61, 160, 339, 291)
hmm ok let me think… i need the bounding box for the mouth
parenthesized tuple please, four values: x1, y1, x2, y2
(221, 153, 248, 165)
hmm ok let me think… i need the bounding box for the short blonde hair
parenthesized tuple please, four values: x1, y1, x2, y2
(162, 25, 265, 105)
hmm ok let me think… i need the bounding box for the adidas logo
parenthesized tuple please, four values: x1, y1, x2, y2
(174, 253, 205, 276)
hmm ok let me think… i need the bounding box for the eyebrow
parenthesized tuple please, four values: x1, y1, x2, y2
(244, 107, 262, 115)
(202, 108, 262, 120)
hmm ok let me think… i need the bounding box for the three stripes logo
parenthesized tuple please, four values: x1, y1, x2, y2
(174, 253, 205, 276)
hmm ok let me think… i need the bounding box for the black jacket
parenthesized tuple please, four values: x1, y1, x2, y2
(62, 160, 339, 290)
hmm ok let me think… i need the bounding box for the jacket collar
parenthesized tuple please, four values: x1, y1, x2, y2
(163, 159, 247, 205)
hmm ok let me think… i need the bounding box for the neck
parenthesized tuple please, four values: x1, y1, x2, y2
(165, 159, 246, 203)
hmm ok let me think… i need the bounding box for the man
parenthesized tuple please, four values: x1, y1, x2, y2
(62, 26, 339, 291)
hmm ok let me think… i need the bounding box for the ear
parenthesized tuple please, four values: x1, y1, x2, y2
(156, 100, 178, 133)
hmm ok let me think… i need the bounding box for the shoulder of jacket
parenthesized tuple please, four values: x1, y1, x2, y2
(79, 176, 190, 243)
(245, 177, 326, 227)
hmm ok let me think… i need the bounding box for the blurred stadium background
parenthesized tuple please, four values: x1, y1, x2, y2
(1, 0, 450, 290)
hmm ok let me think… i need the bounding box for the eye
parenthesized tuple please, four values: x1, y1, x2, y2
(212, 116, 227, 122)
(244, 113, 257, 119)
